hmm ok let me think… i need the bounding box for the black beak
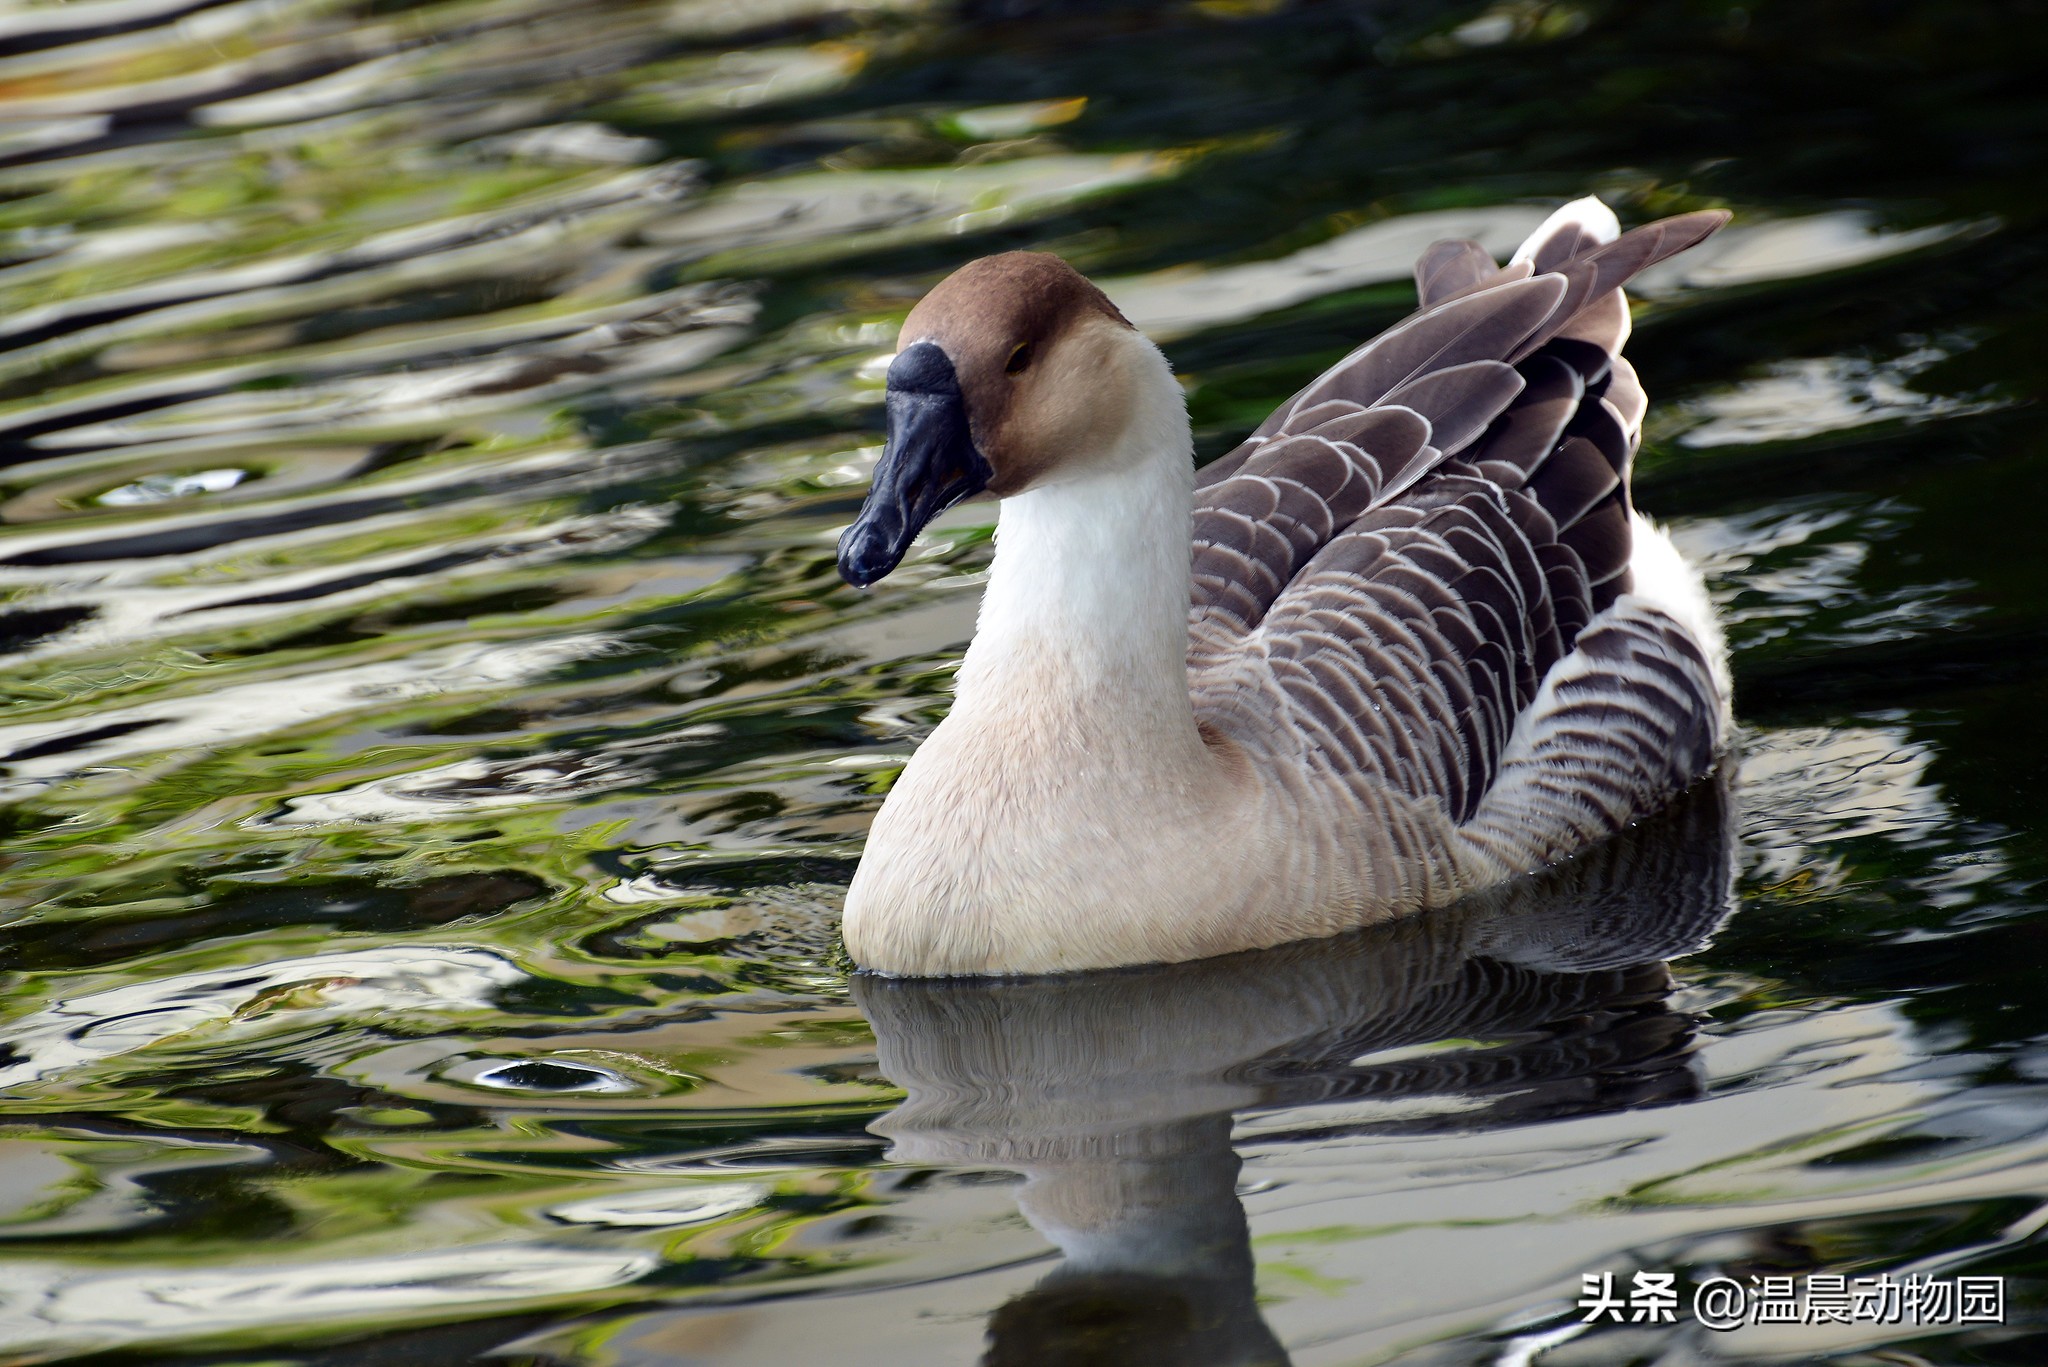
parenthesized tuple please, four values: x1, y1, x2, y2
(838, 342, 992, 589)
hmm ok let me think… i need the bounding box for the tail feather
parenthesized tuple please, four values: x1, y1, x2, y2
(1465, 202, 1729, 610)
(1510, 195, 1621, 271)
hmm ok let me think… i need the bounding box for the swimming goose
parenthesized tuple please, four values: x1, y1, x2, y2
(837, 197, 1733, 977)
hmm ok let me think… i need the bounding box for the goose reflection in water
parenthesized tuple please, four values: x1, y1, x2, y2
(854, 772, 1737, 1367)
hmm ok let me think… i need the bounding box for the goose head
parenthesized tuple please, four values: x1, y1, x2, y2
(837, 251, 1148, 588)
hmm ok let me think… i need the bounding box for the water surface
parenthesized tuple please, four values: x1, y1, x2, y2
(0, 1, 2044, 1363)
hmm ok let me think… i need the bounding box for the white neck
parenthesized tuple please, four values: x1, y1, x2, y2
(953, 357, 1199, 748)
(842, 340, 1237, 976)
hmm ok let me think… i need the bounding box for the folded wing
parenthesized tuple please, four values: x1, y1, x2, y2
(1189, 201, 1728, 835)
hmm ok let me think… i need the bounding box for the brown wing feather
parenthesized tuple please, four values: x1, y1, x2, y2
(1413, 239, 1498, 306)
(1188, 206, 1729, 830)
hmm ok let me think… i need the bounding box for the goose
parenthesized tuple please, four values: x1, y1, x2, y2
(836, 197, 1733, 977)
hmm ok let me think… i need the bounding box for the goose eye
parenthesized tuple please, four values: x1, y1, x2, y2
(1005, 342, 1034, 375)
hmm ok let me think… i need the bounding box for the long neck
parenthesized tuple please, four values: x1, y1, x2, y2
(953, 364, 1199, 747)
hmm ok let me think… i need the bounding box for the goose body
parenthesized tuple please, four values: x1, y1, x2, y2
(838, 198, 1732, 976)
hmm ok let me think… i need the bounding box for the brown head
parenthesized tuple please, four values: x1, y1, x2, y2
(838, 252, 1144, 588)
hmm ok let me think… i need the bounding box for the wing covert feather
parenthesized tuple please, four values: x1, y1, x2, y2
(1188, 204, 1730, 834)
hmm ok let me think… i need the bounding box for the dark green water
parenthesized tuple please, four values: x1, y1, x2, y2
(0, 1, 2044, 1363)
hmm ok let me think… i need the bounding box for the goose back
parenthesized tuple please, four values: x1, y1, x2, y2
(1188, 205, 1729, 855)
